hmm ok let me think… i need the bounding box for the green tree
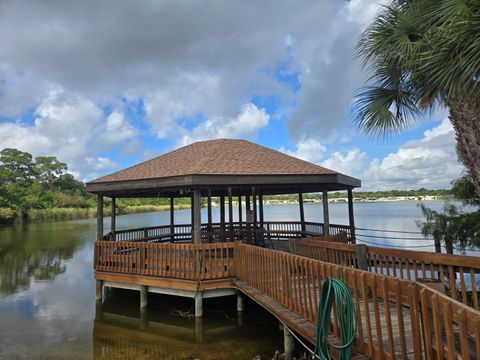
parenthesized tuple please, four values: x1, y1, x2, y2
(418, 177, 480, 254)
(53, 173, 85, 194)
(0, 148, 35, 185)
(354, 0, 480, 197)
(35, 156, 67, 189)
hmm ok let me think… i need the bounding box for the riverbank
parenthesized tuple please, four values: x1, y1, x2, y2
(0, 204, 192, 224)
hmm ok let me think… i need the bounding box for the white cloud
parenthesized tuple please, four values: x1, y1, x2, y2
(321, 148, 368, 177)
(279, 138, 326, 163)
(0, 0, 385, 144)
(364, 119, 462, 190)
(178, 103, 269, 146)
(285, 118, 462, 190)
(0, 91, 137, 179)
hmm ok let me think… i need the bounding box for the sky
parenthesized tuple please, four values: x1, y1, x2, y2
(0, 0, 463, 190)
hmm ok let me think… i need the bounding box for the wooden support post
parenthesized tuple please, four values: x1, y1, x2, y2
(246, 194, 251, 243)
(140, 285, 148, 309)
(238, 195, 242, 224)
(356, 244, 368, 271)
(322, 191, 329, 237)
(228, 187, 233, 241)
(283, 326, 295, 360)
(193, 190, 202, 244)
(259, 194, 264, 228)
(237, 292, 244, 312)
(299, 192, 305, 235)
(191, 194, 194, 230)
(207, 189, 212, 242)
(111, 196, 116, 241)
(170, 195, 175, 241)
(96, 280, 103, 302)
(195, 292, 203, 318)
(347, 189, 356, 244)
(97, 195, 104, 240)
(220, 195, 225, 241)
(252, 187, 257, 228)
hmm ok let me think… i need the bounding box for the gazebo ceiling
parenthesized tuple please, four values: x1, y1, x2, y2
(86, 139, 361, 197)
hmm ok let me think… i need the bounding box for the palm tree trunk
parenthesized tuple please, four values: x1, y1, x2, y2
(448, 97, 480, 198)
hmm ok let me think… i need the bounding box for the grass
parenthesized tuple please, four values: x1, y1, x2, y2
(0, 204, 194, 224)
(26, 208, 98, 222)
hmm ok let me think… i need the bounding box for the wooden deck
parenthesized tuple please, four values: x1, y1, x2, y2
(94, 235, 480, 359)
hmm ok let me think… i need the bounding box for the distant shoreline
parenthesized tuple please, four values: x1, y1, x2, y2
(0, 199, 455, 226)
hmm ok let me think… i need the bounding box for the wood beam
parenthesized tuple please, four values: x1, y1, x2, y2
(97, 194, 104, 240)
(259, 194, 264, 228)
(347, 190, 356, 244)
(220, 195, 225, 241)
(252, 187, 257, 228)
(170, 195, 175, 241)
(192, 190, 202, 244)
(228, 187, 233, 241)
(111, 196, 116, 240)
(238, 195, 242, 225)
(322, 191, 329, 236)
(245, 194, 251, 243)
(191, 194, 194, 228)
(207, 189, 212, 242)
(299, 192, 305, 234)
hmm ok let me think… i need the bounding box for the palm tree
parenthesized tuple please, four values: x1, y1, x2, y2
(354, 0, 480, 196)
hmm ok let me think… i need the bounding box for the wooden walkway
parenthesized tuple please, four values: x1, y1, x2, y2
(94, 240, 480, 359)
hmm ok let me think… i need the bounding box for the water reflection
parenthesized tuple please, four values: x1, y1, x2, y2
(0, 222, 91, 294)
(94, 290, 282, 359)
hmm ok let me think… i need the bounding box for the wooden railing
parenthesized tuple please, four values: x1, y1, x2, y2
(94, 241, 234, 280)
(292, 239, 480, 309)
(93, 238, 480, 358)
(234, 243, 480, 360)
(293, 238, 358, 267)
(105, 221, 352, 243)
(365, 246, 480, 305)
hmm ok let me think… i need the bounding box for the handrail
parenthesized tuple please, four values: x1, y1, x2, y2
(94, 241, 234, 280)
(93, 239, 480, 358)
(104, 221, 352, 243)
(234, 243, 480, 359)
(291, 238, 480, 309)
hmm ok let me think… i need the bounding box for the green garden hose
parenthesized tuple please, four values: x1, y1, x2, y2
(314, 278, 357, 360)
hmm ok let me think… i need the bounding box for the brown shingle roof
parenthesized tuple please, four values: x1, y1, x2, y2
(89, 139, 339, 184)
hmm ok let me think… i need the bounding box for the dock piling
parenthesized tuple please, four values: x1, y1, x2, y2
(96, 280, 103, 302)
(140, 285, 148, 309)
(194, 292, 203, 318)
(237, 292, 244, 312)
(283, 326, 295, 360)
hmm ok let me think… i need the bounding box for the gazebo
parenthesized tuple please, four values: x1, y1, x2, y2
(87, 139, 361, 316)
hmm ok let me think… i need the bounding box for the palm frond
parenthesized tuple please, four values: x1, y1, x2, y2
(352, 84, 421, 138)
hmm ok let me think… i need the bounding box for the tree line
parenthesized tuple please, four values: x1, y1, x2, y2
(0, 148, 191, 223)
(0, 148, 89, 222)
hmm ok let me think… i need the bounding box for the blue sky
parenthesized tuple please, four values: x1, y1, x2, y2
(0, 0, 462, 190)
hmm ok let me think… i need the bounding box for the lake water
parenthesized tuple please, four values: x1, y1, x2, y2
(0, 201, 476, 359)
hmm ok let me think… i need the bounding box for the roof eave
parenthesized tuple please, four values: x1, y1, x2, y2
(86, 173, 361, 196)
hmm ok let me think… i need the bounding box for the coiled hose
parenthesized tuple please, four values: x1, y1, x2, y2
(314, 278, 357, 360)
